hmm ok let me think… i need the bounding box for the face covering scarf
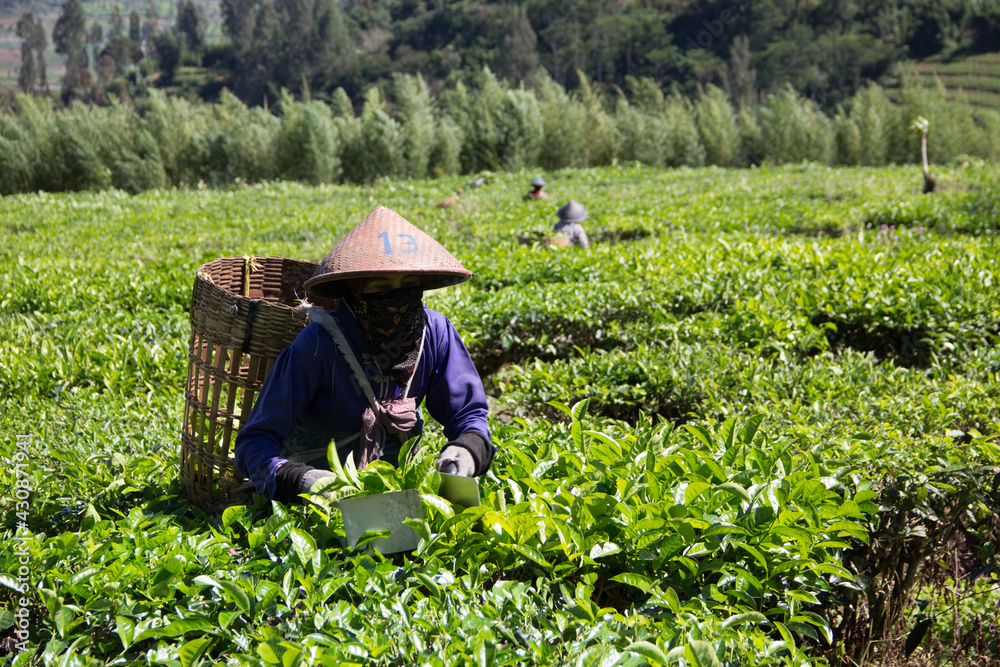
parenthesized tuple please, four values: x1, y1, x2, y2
(307, 296, 425, 470)
(346, 286, 426, 468)
(343, 285, 426, 387)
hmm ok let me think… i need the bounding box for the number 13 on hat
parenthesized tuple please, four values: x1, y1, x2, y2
(378, 231, 419, 254)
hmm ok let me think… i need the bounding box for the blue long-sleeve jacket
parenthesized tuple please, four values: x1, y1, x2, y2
(234, 302, 491, 499)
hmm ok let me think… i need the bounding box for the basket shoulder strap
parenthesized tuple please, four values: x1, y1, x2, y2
(402, 331, 426, 397)
(307, 307, 379, 411)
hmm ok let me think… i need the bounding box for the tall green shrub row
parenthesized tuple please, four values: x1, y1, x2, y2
(695, 85, 740, 168)
(392, 73, 435, 180)
(0, 95, 167, 194)
(1, 73, 998, 195)
(759, 85, 835, 165)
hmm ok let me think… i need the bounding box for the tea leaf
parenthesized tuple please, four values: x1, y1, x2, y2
(180, 636, 215, 667)
(625, 641, 668, 665)
(722, 611, 767, 629)
(685, 640, 721, 667)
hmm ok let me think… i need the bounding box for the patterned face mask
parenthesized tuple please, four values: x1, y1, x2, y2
(344, 286, 426, 385)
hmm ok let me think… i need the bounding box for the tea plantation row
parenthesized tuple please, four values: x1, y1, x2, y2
(1, 164, 999, 665)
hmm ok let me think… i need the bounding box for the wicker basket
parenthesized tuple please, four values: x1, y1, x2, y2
(180, 255, 338, 514)
(517, 233, 571, 248)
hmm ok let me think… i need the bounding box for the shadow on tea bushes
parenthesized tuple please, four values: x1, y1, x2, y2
(470, 313, 630, 378)
(824, 434, 1000, 665)
(809, 314, 939, 369)
(490, 344, 713, 425)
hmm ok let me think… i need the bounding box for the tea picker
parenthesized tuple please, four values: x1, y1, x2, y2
(234, 207, 494, 506)
(434, 187, 462, 209)
(523, 176, 550, 201)
(554, 200, 590, 248)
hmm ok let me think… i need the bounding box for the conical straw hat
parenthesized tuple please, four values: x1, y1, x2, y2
(305, 206, 472, 298)
(531, 177, 546, 187)
(557, 200, 588, 223)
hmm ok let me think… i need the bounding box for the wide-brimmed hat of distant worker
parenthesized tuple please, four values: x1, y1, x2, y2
(557, 200, 588, 223)
(531, 177, 546, 188)
(305, 206, 472, 298)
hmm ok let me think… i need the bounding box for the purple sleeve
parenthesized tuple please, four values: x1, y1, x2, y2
(234, 325, 328, 499)
(423, 313, 493, 449)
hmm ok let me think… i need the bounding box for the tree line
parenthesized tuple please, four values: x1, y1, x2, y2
(7, 0, 1000, 110)
(1, 70, 997, 196)
(12, 0, 198, 102)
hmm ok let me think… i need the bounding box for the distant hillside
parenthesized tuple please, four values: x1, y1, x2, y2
(882, 52, 1000, 112)
(2, 0, 1000, 110)
(910, 53, 1000, 110)
(0, 0, 218, 85)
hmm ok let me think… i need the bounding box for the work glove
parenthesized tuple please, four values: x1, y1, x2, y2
(300, 468, 338, 496)
(274, 462, 337, 504)
(436, 445, 476, 477)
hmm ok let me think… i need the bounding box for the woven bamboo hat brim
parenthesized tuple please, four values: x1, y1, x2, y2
(557, 200, 588, 223)
(531, 177, 546, 187)
(305, 206, 472, 298)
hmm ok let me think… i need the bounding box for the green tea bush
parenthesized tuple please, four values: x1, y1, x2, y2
(2, 166, 1000, 665)
(865, 186, 1000, 234)
(0, 401, 870, 665)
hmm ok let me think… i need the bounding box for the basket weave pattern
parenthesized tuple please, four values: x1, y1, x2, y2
(180, 256, 337, 513)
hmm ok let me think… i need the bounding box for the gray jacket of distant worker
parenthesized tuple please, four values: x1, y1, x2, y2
(554, 200, 590, 248)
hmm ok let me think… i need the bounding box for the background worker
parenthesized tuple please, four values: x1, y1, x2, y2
(523, 177, 549, 201)
(234, 206, 494, 504)
(554, 200, 590, 248)
(435, 187, 462, 209)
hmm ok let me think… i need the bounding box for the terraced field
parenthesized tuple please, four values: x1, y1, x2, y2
(901, 52, 1000, 110)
